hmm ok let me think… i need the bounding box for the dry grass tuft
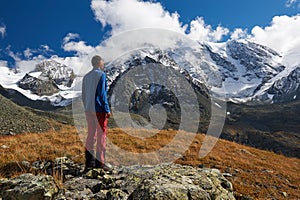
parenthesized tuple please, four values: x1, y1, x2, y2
(0, 125, 84, 178)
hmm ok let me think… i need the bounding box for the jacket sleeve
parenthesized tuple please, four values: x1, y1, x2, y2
(97, 73, 110, 113)
(82, 76, 86, 109)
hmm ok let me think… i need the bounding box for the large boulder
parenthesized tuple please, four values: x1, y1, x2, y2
(0, 173, 59, 200)
(120, 164, 235, 200)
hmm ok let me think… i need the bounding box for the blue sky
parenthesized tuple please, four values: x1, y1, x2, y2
(0, 0, 299, 68)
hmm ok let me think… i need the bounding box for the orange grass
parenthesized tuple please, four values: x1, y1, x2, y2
(0, 125, 84, 177)
(0, 126, 299, 199)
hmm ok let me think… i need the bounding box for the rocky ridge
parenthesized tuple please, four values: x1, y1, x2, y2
(17, 60, 75, 96)
(0, 157, 235, 200)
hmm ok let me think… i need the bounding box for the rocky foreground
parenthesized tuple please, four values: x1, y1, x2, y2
(0, 157, 235, 200)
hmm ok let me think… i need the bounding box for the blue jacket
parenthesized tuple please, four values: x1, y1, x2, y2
(82, 68, 110, 113)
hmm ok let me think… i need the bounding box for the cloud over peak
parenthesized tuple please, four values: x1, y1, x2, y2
(91, 0, 185, 34)
(90, 0, 229, 43)
(250, 15, 300, 54)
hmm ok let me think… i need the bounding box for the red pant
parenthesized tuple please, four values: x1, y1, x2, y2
(85, 112, 108, 164)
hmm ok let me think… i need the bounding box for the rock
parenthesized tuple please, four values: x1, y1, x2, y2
(222, 173, 233, 177)
(0, 173, 59, 200)
(27, 157, 83, 178)
(63, 177, 100, 192)
(0, 158, 236, 200)
(21, 161, 31, 169)
(239, 149, 252, 155)
(282, 192, 288, 197)
(118, 164, 235, 200)
(106, 188, 128, 200)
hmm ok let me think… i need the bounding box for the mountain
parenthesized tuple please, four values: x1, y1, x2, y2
(100, 39, 300, 107)
(0, 39, 299, 107)
(17, 59, 75, 96)
(34, 59, 75, 87)
(18, 73, 60, 96)
(0, 59, 77, 108)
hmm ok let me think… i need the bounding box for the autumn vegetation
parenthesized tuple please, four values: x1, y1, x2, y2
(0, 122, 299, 199)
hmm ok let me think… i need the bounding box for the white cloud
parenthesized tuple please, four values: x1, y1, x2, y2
(62, 40, 95, 55)
(16, 55, 46, 73)
(286, 0, 300, 7)
(188, 17, 229, 42)
(6, 46, 22, 62)
(23, 45, 54, 59)
(63, 33, 80, 44)
(24, 48, 33, 58)
(0, 60, 8, 68)
(62, 33, 95, 56)
(90, 0, 228, 43)
(250, 15, 300, 55)
(7, 49, 45, 72)
(230, 28, 249, 40)
(41, 45, 51, 52)
(91, 0, 186, 35)
(50, 0, 230, 69)
(0, 25, 6, 38)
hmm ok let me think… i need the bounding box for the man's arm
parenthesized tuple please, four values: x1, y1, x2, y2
(82, 76, 86, 108)
(97, 73, 111, 115)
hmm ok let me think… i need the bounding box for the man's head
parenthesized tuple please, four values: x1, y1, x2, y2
(91, 55, 104, 70)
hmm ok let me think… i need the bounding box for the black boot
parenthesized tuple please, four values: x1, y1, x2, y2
(95, 152, 112, 172)
(95, 152, 102, 168)
(84, 150, 95, 172)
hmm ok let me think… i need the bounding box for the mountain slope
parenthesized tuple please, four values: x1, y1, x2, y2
(223, 101, 300, 158)
(0, 92, 52, 135)
(0, 84, 61, 110)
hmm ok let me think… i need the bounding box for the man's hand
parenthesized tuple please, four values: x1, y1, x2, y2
(106, 112, 112, 118)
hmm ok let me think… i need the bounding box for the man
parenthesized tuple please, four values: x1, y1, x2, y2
(82, 55, 111, 171)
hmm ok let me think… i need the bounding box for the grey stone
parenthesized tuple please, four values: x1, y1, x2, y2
(0, 173, 58, 200)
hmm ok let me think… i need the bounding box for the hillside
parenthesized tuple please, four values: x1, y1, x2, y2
(20, 97, 300, 160)
(0, 126, 299, 199)
(223, 101, 300, 158)
(0, 94, 53, 135)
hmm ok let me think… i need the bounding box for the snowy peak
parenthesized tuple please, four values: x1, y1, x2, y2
(18, 73, 59, 96)
(106, 40, 300, 104)
(226, 40, 284, 76)
(34, 60, 75, 87)
(16, 59, 75, 97)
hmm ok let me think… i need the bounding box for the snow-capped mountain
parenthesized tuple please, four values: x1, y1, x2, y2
(17, 60, 75, 96)
(0, 59, 79, 107)
(18, 73, 60, 96)
(34, 59, 75, 87)
(0, 39, 299, 108)
(104, 39, 299, 104)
